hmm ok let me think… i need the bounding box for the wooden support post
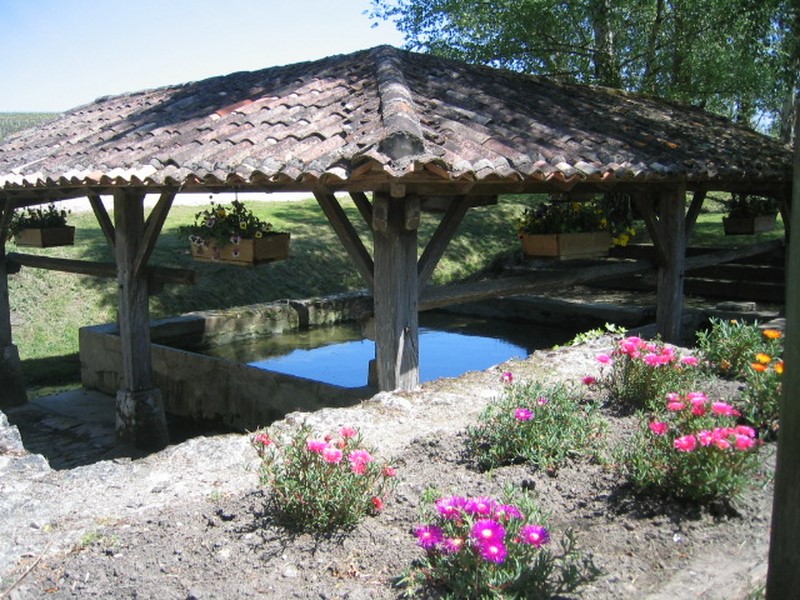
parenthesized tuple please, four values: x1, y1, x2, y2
(372, 192, 419, 391)
(113, 189, 169, 451)
(655, 185, 687, 343)
(635, 187, 687, 343)
(0, 201, 27, 407)
(766, 100, 800, 599)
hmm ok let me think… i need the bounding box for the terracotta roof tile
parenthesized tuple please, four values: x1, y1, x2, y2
(0, 46, 792, 197)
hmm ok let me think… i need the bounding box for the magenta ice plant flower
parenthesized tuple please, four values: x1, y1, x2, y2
(514, 408, 533, 422)
(435, 496, 467, 519)
(306, 439, 327, 453)
(519, 524, 550, 547)
(321, 446, 343, 464)
(339, 426, 357, 439)
(501, 371, 514, 384)
(711, 401, 740, 417)
(674, 435, 698, 452)
(471, 519, 506, 545)
(441, 536, 465, 554)
(649, 421, 668, 436)
(582, 375, 597, 385)
(464, 497, 497, 516)
(415, 524, 443, 549)
(478, 541, 508, 564)
(494, 504, 523, 521)
(596, 353, 612, 365)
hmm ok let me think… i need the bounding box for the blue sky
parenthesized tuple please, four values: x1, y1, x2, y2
(0, 0, 404, 112)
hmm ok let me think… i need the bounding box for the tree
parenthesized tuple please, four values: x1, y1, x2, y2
(370, 0, 798, 140)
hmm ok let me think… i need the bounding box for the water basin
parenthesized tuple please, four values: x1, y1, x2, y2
(203, 311, 574, 388)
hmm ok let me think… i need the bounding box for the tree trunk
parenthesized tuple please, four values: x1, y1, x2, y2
(589, 0, 621, 87)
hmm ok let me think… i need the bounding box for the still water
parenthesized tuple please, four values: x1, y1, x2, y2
(202, 312, 575, 388)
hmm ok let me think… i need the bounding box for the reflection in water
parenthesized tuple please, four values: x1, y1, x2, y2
(202, 312, 575, 388)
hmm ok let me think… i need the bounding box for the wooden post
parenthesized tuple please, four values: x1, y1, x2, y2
(113, 189, 169, 450)
(766, 100, 800, 599)
(0, 201, 27, 407)
(372, 192, 419, 391)
(635, 187, 687, 343)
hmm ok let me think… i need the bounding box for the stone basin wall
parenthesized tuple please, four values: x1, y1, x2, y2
(79, 292, 375, 430)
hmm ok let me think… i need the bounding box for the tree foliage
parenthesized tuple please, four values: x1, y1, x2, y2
(370, 0, 798, 140)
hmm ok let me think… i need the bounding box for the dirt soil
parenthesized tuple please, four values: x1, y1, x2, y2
(0, 335, 773, 599)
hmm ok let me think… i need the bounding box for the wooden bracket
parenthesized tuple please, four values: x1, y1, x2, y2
(314, 191, 375, 289)
(418, 195, 471, 291)
(88, 193, 116, 249)
(134, 191, 175, 279)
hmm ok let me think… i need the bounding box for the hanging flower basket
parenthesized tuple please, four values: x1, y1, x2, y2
(190, 232, 290, 266)
(183, 199, 289, 266)
(8, 203, 75, 247)
(520, 231, 611, 260)
(722, 214, 777, 235)
(14, 226, 76, 248)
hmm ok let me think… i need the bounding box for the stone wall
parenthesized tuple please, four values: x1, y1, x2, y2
(79, 292, 375, 430)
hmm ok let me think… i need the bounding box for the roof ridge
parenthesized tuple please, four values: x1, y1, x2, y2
(371, 45, 425, 161)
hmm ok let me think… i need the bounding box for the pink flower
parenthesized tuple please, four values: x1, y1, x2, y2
(441, 537, 465, 554)
(253, 433, 273, 446)
(519, 524, 550, 547)
(501, 371, 514, 384)
(735, 435, 756, 450)
(415, 525, 443, 549)
(690, 396, 707, 416)
(339, 427, 357, 439)
(582, 375, 597, 385)
(321, 446, 343, 464)
(680, 356, 699, 366)
(686, 391, 708, 403)
(478, 541, 507, 564)
(536, 396, 549, 406)
(382, 466, 397, 478)
(649, 421, 669, 436)
(697, 430, 714, 446)
(735, 425, 756, 438)
(348, 449, 373, 465)
(644, 353, 661, 367)
(667, 400, 686, 412)
(371, 496, 384, 512)
(596, 353, 612, 365)
(351, 462, 367, 475)
(494, 504, 523, 521)
(674, 435, 698, 452)
(435, 496, 467, 519)
(514, 408, 533, 422)
(306, 439, 327, 454)
(464, 497, 496, 516)
(711, 402, 740, 417)
(471, 519, 506, 544)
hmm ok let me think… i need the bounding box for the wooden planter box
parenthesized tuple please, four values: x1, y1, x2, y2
(520, 231, 611, 260)
(13, 226, 76, 248)
(190, 233, 290, 266)
(722, 215, 777, 235)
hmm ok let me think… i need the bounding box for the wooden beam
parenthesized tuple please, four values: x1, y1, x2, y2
(633, 194, 668, 264)
(349, 192, 373, 227)
(766, 99, 800, 599)
(684, 189, 706, 242)
(88, 193, 115, 249)
(5, 253, 195, 286)
(113, 189, 169, 450)
(314, 191, 375, 289)
(373, 191, 419, 391)
(418, 195, 471, 291)
(134, 190, 175, 279)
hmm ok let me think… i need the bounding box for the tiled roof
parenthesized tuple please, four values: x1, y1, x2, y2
(0, 46, 792, 197)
